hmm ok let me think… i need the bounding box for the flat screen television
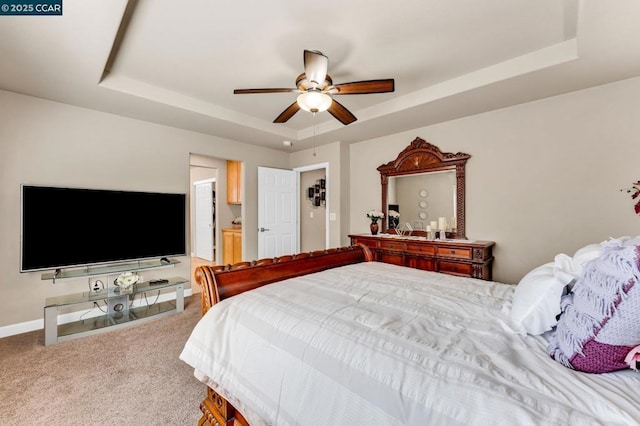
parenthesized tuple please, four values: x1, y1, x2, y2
(21, 185, 187, 272)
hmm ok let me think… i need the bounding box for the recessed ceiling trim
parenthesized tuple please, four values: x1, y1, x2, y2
(100, 0, 139, 83)
(296, 39, 579, 140)
(99, 74, 298, 140)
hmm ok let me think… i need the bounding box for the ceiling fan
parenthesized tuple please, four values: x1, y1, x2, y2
(233, 50, 395, 125)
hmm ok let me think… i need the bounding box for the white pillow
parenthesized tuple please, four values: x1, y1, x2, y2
(553, 253, 580, 287)
(572, 243, 602, 272)
(509, 262, 566, 335)
(510, 236, 640, 336)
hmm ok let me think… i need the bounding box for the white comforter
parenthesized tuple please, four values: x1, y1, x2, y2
(180, 262, 640, 426)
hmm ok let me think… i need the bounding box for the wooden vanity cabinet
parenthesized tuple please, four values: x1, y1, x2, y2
(222, 228, 242, 265)
(349, 234, 494, 280)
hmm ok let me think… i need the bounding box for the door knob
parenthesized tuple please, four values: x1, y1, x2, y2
(259, 227, 270, 232)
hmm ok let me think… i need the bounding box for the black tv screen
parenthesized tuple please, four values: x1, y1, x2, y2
(21, 185, 186, 272)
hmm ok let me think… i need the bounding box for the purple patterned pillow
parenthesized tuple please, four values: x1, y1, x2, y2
(548, 240, 640, 373)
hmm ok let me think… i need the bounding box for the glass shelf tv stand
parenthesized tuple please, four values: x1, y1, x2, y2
(44, 276, 187, 346)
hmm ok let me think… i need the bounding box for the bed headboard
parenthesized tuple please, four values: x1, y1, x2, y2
(195, 245, 373, 315)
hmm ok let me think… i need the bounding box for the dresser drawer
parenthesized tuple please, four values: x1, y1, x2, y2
(379, 251, 405, 266)
(437, 247, 472, 259)
(379, 241, 406, 251)
(439, 260, 473, 276)
(406, 244, 435, 256)
(408, 256, 435, 271)
(349, 234, 494, 281)
(351, 237, 378, 249)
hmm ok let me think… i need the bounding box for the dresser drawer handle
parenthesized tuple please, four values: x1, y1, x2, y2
(449, 250, 456, 254)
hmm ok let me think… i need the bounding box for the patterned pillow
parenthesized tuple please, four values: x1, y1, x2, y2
(547, 240, 640, 373)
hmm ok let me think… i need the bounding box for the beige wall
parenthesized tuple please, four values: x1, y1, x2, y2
(350, 75, 640, 284)
(0, 90, 288, 327)
(4, 75, 640, 328)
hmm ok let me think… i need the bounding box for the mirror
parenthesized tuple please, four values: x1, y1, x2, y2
(378, 137, 469, 238)
(388, 171, 456, 231)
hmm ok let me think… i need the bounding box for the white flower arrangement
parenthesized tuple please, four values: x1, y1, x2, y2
(388, 210, 400, 218)
(232, 216, 242, 225)
(366, 209, 385, 220)
(116, 272, 139, 289)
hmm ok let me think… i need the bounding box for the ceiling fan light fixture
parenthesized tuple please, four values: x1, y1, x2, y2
(297, 91, 332, 113)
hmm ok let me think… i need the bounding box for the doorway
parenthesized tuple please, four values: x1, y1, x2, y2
(190, 154, 245, 284)
(257, 166, 297, 258)
(193, 178, 216, 261)
(257, 164, 330, 258)
(299, 168, 327, 252)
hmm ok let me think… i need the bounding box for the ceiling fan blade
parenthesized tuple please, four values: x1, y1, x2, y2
(234, 88, 297, 94)
(303, 50, 328, 89)
(273, 101, 300, 123)
(333, 79, 395, 95)
(327, 99, 357, 125)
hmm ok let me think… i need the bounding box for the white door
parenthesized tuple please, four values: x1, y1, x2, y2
(258, 167, 297, 258)
(194, 180, 215, 261)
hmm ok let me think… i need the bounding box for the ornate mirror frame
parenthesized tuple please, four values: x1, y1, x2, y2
(377, 137, 470, 238)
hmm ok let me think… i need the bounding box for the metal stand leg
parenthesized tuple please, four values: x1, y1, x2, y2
(44, 306, 57, 346)
(176, 284, 184, 312)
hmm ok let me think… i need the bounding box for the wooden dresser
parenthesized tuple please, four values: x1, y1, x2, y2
(349, 234, 494, 280)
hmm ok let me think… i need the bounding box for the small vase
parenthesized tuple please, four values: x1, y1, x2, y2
(370, 218, 379, 235)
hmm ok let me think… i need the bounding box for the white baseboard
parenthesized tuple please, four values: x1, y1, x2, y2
(0, 288, 193, 339)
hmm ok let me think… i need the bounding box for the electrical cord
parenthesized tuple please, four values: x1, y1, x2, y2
(96, 301, 107, 313)
(128, 293, 136, 309)
(144, 290, 160, 307)
(89, 279, 104, 293)
(79, 303, 99, 320)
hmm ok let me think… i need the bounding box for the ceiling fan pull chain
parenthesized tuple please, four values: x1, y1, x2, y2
(312, 112, 318, 157)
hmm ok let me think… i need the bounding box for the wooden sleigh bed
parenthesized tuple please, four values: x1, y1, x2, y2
(182, 244, 640, 426)
(192, 245, 373, 426)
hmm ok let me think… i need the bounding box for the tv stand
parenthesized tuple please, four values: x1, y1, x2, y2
(42, 258, 187, 345)
(41, 258, 181, 283)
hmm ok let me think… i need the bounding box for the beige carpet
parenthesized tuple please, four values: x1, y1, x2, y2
(0, 296, 205, 425)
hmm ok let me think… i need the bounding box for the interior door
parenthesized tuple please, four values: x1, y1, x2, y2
(194, 180, 214, 261)
(258, 167, 297, 258)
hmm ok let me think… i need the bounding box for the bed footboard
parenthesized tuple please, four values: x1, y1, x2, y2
(195, 244, 372, 314)
(192, 244, 372, 425)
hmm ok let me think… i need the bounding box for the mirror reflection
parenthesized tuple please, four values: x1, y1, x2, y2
(388, 170, 457, 231)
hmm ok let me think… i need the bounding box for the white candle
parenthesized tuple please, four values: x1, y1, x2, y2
(430, 220, 438, 230)
(438, 217, 447, 231)
(426, 225, 432, 232)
